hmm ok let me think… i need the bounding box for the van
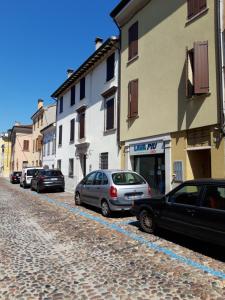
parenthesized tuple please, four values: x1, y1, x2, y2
(20, 167, 43, 188)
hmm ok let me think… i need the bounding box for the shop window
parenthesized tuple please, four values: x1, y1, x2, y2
(186, 41, 209, 97)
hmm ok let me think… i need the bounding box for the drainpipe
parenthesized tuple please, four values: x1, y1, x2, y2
(217, 0, 225, 134)
(52, 96, 58, 168)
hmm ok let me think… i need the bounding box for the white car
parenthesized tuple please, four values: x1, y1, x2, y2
(20, 167, 43, 188)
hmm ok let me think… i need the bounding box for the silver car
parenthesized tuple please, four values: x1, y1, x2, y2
(75, 169, 151, 217)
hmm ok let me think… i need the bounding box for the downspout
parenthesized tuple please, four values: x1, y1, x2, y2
(217, 0, 225, 134)
(52, 97, 58, 168)
(112, 19, 122, 154)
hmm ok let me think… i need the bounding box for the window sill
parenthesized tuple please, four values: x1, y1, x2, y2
(103, 128, 116, 135)
(106, 76, 115, 84)
(69, 140, 74, 144)
(126, 115, 139, 122)
(186, 92, 211, 100)
(127, 55, 139, 67)
(185, 8, 208, 26)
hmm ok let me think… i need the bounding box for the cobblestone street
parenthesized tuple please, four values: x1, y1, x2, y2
(1, 177, 225, 299)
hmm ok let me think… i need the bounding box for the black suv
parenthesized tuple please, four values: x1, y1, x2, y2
(10, 171, 22, 184)
(132, 179, 225, 247)
(31, 169, 65, 193)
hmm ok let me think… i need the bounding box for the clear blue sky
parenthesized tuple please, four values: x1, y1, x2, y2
(0, 0, 119, 132)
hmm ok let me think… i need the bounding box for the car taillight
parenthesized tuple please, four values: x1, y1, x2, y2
(109, 186, 117, 198)
(148, 185, 152, 197)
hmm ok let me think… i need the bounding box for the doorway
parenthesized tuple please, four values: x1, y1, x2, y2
(187, 149, 211, 178)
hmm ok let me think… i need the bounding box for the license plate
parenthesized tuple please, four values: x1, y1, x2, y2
(127, 195, 135, 200)
(51, 178, 58, 181)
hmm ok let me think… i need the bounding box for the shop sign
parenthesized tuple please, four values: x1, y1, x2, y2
(130, 141, 164, 156)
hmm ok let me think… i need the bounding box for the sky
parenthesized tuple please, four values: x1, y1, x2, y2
(0, 0, 119, 132)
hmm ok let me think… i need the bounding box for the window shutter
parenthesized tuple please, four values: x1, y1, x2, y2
(79, 112, 85, 139)
(70, 119, 75, 141)
(80, 77, 85, 100)
(129, 79, 138, 118)
(71, 86, 75, 106)
(106, 53, 115, 81)
(194, 41, 209, 94)
(106, 99, 114, 130)
(199, 0, 206, 11)
(187, 0, 195, 19)
(37, 136, 42, 151)
(128, 22, 138, 60)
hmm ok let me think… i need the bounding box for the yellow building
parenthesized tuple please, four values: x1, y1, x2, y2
(0, 132, 11, 177)
(111, 0, 225, 194)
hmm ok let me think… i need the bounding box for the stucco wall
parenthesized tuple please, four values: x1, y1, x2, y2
(120, 0, 218, 142)
(55, 49, 120, 192)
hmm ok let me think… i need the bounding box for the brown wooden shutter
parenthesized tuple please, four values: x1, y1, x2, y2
(128, 79, 138, 118)
(194, 41, 209, 94)
(37, 135, 42, 151)
(79, 112, 85, 139)
(23, 140, 29, 151)
(187, 0, 207, 19)
(128, 22, 138, 60)
(106, 98, 114, 130)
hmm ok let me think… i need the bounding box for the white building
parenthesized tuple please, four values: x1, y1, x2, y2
(41, 123, 56, 169)
(51, 37, 120, 192)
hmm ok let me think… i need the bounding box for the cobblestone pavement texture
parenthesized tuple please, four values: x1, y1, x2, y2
(1, 178, 225, 299)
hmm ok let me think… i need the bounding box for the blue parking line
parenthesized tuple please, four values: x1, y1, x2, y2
(28, 190, 225, 280)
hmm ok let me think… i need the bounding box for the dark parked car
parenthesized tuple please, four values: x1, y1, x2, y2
(10, 171, 22, 184)
(132, 179, 225, 247)
(31, 169, 65, 193)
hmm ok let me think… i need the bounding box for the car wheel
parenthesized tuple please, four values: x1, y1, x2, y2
(75, 192, 82, 205)
(139, 210, 155, 234)
(23, 181, 26, 189)
(101, 200, 111, 217)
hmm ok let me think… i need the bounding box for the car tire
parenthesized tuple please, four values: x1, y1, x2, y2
(23, 181, 26, 189)
(101, 200, 111, 217)
(75, 192, 82, 205)
(139, 210, 155, 234)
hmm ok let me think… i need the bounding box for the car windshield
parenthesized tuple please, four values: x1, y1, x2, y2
(112, 172, 146, 185)
(14, 172, 21, 176)
(27, 169, 37, 176)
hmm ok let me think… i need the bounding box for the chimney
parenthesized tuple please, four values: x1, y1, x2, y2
(14, 121, 21, 126)
(95, 37, 103, 50)
(67, 69, 74, 78)
(38, 98, 44, 109)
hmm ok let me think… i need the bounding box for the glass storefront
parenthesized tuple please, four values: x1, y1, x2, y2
(134, 154, 165, 195)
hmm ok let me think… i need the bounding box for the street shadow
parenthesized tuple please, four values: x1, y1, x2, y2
(80, 203, 133, 218)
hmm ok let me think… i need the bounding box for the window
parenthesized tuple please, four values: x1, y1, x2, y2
(59, 97, 63, 113)
(58, 125, 62, 146)
(106, 53, 115, 81)
(41, 114, 43, 126)
(128, 79, 138, 118)
(128, 22, 138, 60)
(99, 152, 108, 169)
(85, 172, 96, 185)
(169, 184, 201, 206)
(52, 136, 56, 154)
(33, 140, 35, 153)
(68, 158, 74, 178)
(80, 77, 85, 100)
(57, 159, 61, 170)
(47, 141, 50, 156)
(186, 41, 209, 97)
(22, 161, 28, 168)
(202, 186, 225, 210)
(37, 116, 40, 128)
(79, 111, 85, 139)
(94, 172, 103, 185)
(70, 118, 75, 142)
(71, 86, 75, 106)
(23, 140, 29, 151)
(187, 0, 207, 20)
(173, 161, 183, 182)
(106, 98, 114, 130)
(112, 172, 145, 185)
